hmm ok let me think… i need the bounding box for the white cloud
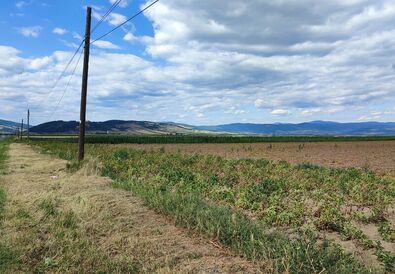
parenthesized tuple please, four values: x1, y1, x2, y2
(53, 28, 67, 35)
(16, 1, 27, 9)
(271, 109, 291, 116)
(109, 0, 129, 8)
(302, 108, 322, 115)
(254, 99, 265, 109)
(17, 26, 41, 38)
(72, 32, 83, 40)
(3, 1, 395, 125)
(107, 13, 127, 26)
(92, 40, 120, 50)
(28, 56, 52, 70)
(123, 32, 137, 42)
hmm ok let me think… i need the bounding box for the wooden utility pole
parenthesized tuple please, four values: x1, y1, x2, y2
(27, 109, 30, 140)
(20, 119, 23, 139)
(78, 6, 92, 161)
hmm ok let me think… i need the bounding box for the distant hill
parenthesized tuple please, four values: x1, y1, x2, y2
(0, 119, 26, 134)
(28, 120, 395, 136)
(197, 121, 395, 136)
(30, 120, 199, 135)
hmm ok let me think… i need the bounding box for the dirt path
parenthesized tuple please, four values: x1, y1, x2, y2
(0, 143, 262, 273)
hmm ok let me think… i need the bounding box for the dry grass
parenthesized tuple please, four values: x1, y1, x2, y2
(0, 143, 262, 273)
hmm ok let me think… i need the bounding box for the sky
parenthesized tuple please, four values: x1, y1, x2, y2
(1, 0, 395, 126)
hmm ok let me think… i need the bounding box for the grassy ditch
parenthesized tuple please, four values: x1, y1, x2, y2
(31, 140, 395, 272)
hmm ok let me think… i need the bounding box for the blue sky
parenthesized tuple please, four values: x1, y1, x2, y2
(1, 0, 395, 125)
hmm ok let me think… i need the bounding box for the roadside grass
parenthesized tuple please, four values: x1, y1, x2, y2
(0, 141, 140, 273)
(1, 194, 139, 273)
(0, 140, 20, 272)
(31, 141, 395, 273)
(21, 196, 139, 273)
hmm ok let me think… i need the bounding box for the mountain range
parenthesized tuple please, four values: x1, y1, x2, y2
(0, 119, 26, 134)
(2, 119, 395, 136)
(198, 121, 395, 136)
(28, 120, 198, 135)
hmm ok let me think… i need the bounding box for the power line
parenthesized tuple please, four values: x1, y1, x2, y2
(35, 0, 124, 111)
(39, 0, 122, 110)
(34, 40, 84, 110)
(91, 0, 159, 44)
(49, 48, 84, 119)
(91, 0, 122, 34)
(52, 41, 84, 89)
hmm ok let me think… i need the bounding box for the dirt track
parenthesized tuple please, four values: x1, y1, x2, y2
(0, 144, 262, 273)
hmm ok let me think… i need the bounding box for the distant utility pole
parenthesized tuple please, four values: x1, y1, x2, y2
(20, 118, 24, 139)
(78, 6, 92, 161)
(27, 109, 30, 140)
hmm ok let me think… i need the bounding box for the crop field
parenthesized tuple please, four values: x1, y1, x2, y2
(29, 134, 395, 144)
(28, 138, 395, 273)
(115, 141, 395, 178)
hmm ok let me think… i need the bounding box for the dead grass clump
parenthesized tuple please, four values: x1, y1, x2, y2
(79, 156, 103, 176)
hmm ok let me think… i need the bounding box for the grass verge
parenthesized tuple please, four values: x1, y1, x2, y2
(0, 141, 139, 272)
(0, 140, 20, 272)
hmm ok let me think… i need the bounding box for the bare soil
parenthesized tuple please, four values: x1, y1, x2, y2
(0, 143, 262, 273)
(119, 141, 395, 177)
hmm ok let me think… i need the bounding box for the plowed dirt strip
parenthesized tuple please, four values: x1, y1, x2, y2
(0, 143, 262, 273)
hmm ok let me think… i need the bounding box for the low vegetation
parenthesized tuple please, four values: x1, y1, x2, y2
(30, 134, 395, 144)
(0, 140, 20, 272)
(0, 140, 140, 273)
(32, 140, 395, 272)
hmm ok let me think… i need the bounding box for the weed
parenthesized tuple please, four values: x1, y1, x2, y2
(0, 243, 19, 272)
(39, 198, 59, 217)
(378, 222, 395, 242)
(16, 208, 31, 219)
(375, 242, 395, 271)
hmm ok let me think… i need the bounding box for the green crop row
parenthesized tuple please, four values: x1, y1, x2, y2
(29, 134, 395, 144)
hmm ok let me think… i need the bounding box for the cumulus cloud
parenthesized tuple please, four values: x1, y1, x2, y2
(17, 26, 42, 38)
(109, 0, 129, 8)
(271, 109, 291, 116)
(123, 32, 137, 42)
(28, 56, 52, 70)
(93, 41, 120, 50)
(92, 8, 127, 27)
(107, 12, 127, 26)
(3, 0, 395, 124)
(53, 28, 67, 35)
(139, 0, 395, 121)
